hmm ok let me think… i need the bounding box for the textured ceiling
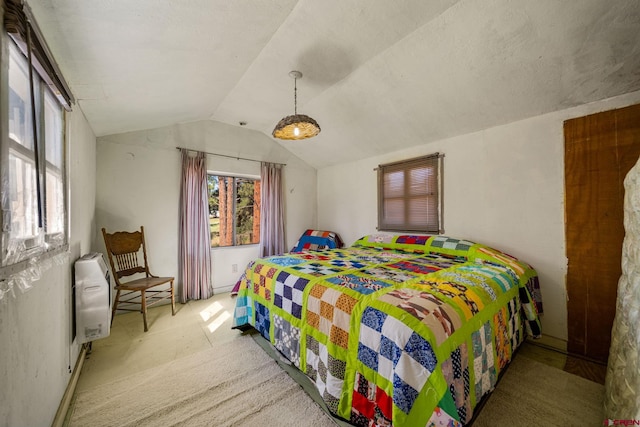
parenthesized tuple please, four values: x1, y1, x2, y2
(28, 0, 640, 169)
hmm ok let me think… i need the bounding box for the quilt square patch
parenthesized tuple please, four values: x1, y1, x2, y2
(274, 271, 309, 319)
(419, 280, 483, 321)
(379, 288, 462, 345)
(232, 294, 253, 328)
(427, 407, 463, 427)
(360, 267, 417, 284)
(493, 307, 511, 370)
(507, 298, 522, 350)
(291, 262, 342, 277)
(437, 268, 498, 301)
(273, 314, 301, 368)
(306, 284, 357, 348)
(430, 236, 474, 252)
(252, 264, 278, 301)
(306, 335, 346, 413)
(267, 256, 307, 267)
(326, 274, 392, 295)
(441, 344, 471, 424)
(254, 301, 270, 341)
(298, 253, 333, 261)
(472, 321, 496, 400)
(395, 235, 430, 245)
(358, 307, 437, 414)
(353, 250, 412, 265)
(351, 372, 392, 427)
(328, 259, 366, 270)
(386, 260, 442, 275)
(476, 246, 526, 275)
(412, 252, 466, 269)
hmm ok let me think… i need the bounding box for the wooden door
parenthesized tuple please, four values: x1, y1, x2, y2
(564, 103, 640, 363)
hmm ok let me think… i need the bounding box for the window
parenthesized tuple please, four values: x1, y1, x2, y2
(377, 153, 443, 233)
(207, 174, 260, 247)
(2, 40, 67, 265)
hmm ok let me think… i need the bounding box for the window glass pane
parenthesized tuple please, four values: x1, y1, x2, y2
(44, 91, 63, 168)
(8, 45, 33, 149)
(44, 90, 65, 235)
(218, 176, 234, 247)
(208, 174, 260, 247)
(7, 44, 39, 241)
(235, 178, 259, 245)
(8, 153, 39, 239)
(208, 175, 220, 247)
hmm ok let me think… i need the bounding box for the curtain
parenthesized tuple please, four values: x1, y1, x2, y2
(178, 149, 212, 302)
(259, 162, 286, 257)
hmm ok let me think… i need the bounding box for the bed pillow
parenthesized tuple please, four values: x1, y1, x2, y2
(355, 234, 496, 257)
(353, 234, 437, 253)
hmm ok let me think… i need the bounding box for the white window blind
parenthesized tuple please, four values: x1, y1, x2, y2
(377, 153, 443, 233)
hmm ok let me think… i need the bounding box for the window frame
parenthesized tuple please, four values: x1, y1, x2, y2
(376, 153, 444, 234)
(1, 35, 68, 269)
(207, 172, 261, 248)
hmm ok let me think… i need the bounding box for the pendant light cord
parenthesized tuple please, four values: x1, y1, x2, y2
(293, 76, 298, 115)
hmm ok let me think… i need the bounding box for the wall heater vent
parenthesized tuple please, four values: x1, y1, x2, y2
(74, 253, 111, 344)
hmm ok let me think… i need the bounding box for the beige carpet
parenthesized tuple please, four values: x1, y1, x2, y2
(474, 354, 604, 426)
(68, 334, 336, 427)
(69, 333, 604, 427)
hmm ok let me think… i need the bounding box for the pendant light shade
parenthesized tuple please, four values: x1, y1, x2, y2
(272, 71, 321, 140)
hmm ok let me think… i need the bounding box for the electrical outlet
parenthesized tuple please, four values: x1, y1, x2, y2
(232, 264, 238, 273)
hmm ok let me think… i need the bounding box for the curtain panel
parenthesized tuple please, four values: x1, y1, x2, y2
(178, 149, 212, 302)
(259, 162, 286, 257)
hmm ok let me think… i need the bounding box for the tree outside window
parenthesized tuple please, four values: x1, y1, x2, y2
(208, 175, 260, 247)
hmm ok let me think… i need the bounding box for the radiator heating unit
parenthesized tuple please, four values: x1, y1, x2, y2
(75, 252, 111, 343)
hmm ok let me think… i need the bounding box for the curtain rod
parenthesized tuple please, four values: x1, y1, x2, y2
(176, 147, 286, 166)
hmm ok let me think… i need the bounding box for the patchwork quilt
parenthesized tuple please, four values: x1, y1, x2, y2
(232, 234, 542, 426)
(291, 229, 344, 252)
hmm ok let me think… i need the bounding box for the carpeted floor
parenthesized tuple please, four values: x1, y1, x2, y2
(473, 354, 604, 426)
(68, 328, 604, 427)
(68, 334, 337, 427)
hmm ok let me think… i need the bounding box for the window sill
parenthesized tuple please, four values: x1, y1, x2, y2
(210, 244, 260, 251)
(0, 244, 69, 280)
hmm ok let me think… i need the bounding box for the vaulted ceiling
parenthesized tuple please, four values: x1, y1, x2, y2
(28, 0, 640, 169)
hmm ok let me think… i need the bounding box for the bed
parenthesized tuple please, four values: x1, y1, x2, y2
(232, 234, 542, 426)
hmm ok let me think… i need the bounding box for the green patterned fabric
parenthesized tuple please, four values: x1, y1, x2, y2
(233, 234, 541, 426)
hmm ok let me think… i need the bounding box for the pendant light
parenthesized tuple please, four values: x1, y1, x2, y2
(272, 71, 321, 140)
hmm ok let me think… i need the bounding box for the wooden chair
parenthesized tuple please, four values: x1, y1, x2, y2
(102, 226, 176, 332)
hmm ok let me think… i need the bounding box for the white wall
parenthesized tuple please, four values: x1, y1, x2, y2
(318, 90, 640, 343)
(95, 120, 317, 294)
(0, 106, 97, 426)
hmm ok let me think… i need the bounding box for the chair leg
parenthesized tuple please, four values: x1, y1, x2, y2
(141, 290, 148, 332)
(111, 289, 121, 326)
(170, 280, 176, 316)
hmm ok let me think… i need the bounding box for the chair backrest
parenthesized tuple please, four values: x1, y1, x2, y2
(102, 226, 151, 286)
